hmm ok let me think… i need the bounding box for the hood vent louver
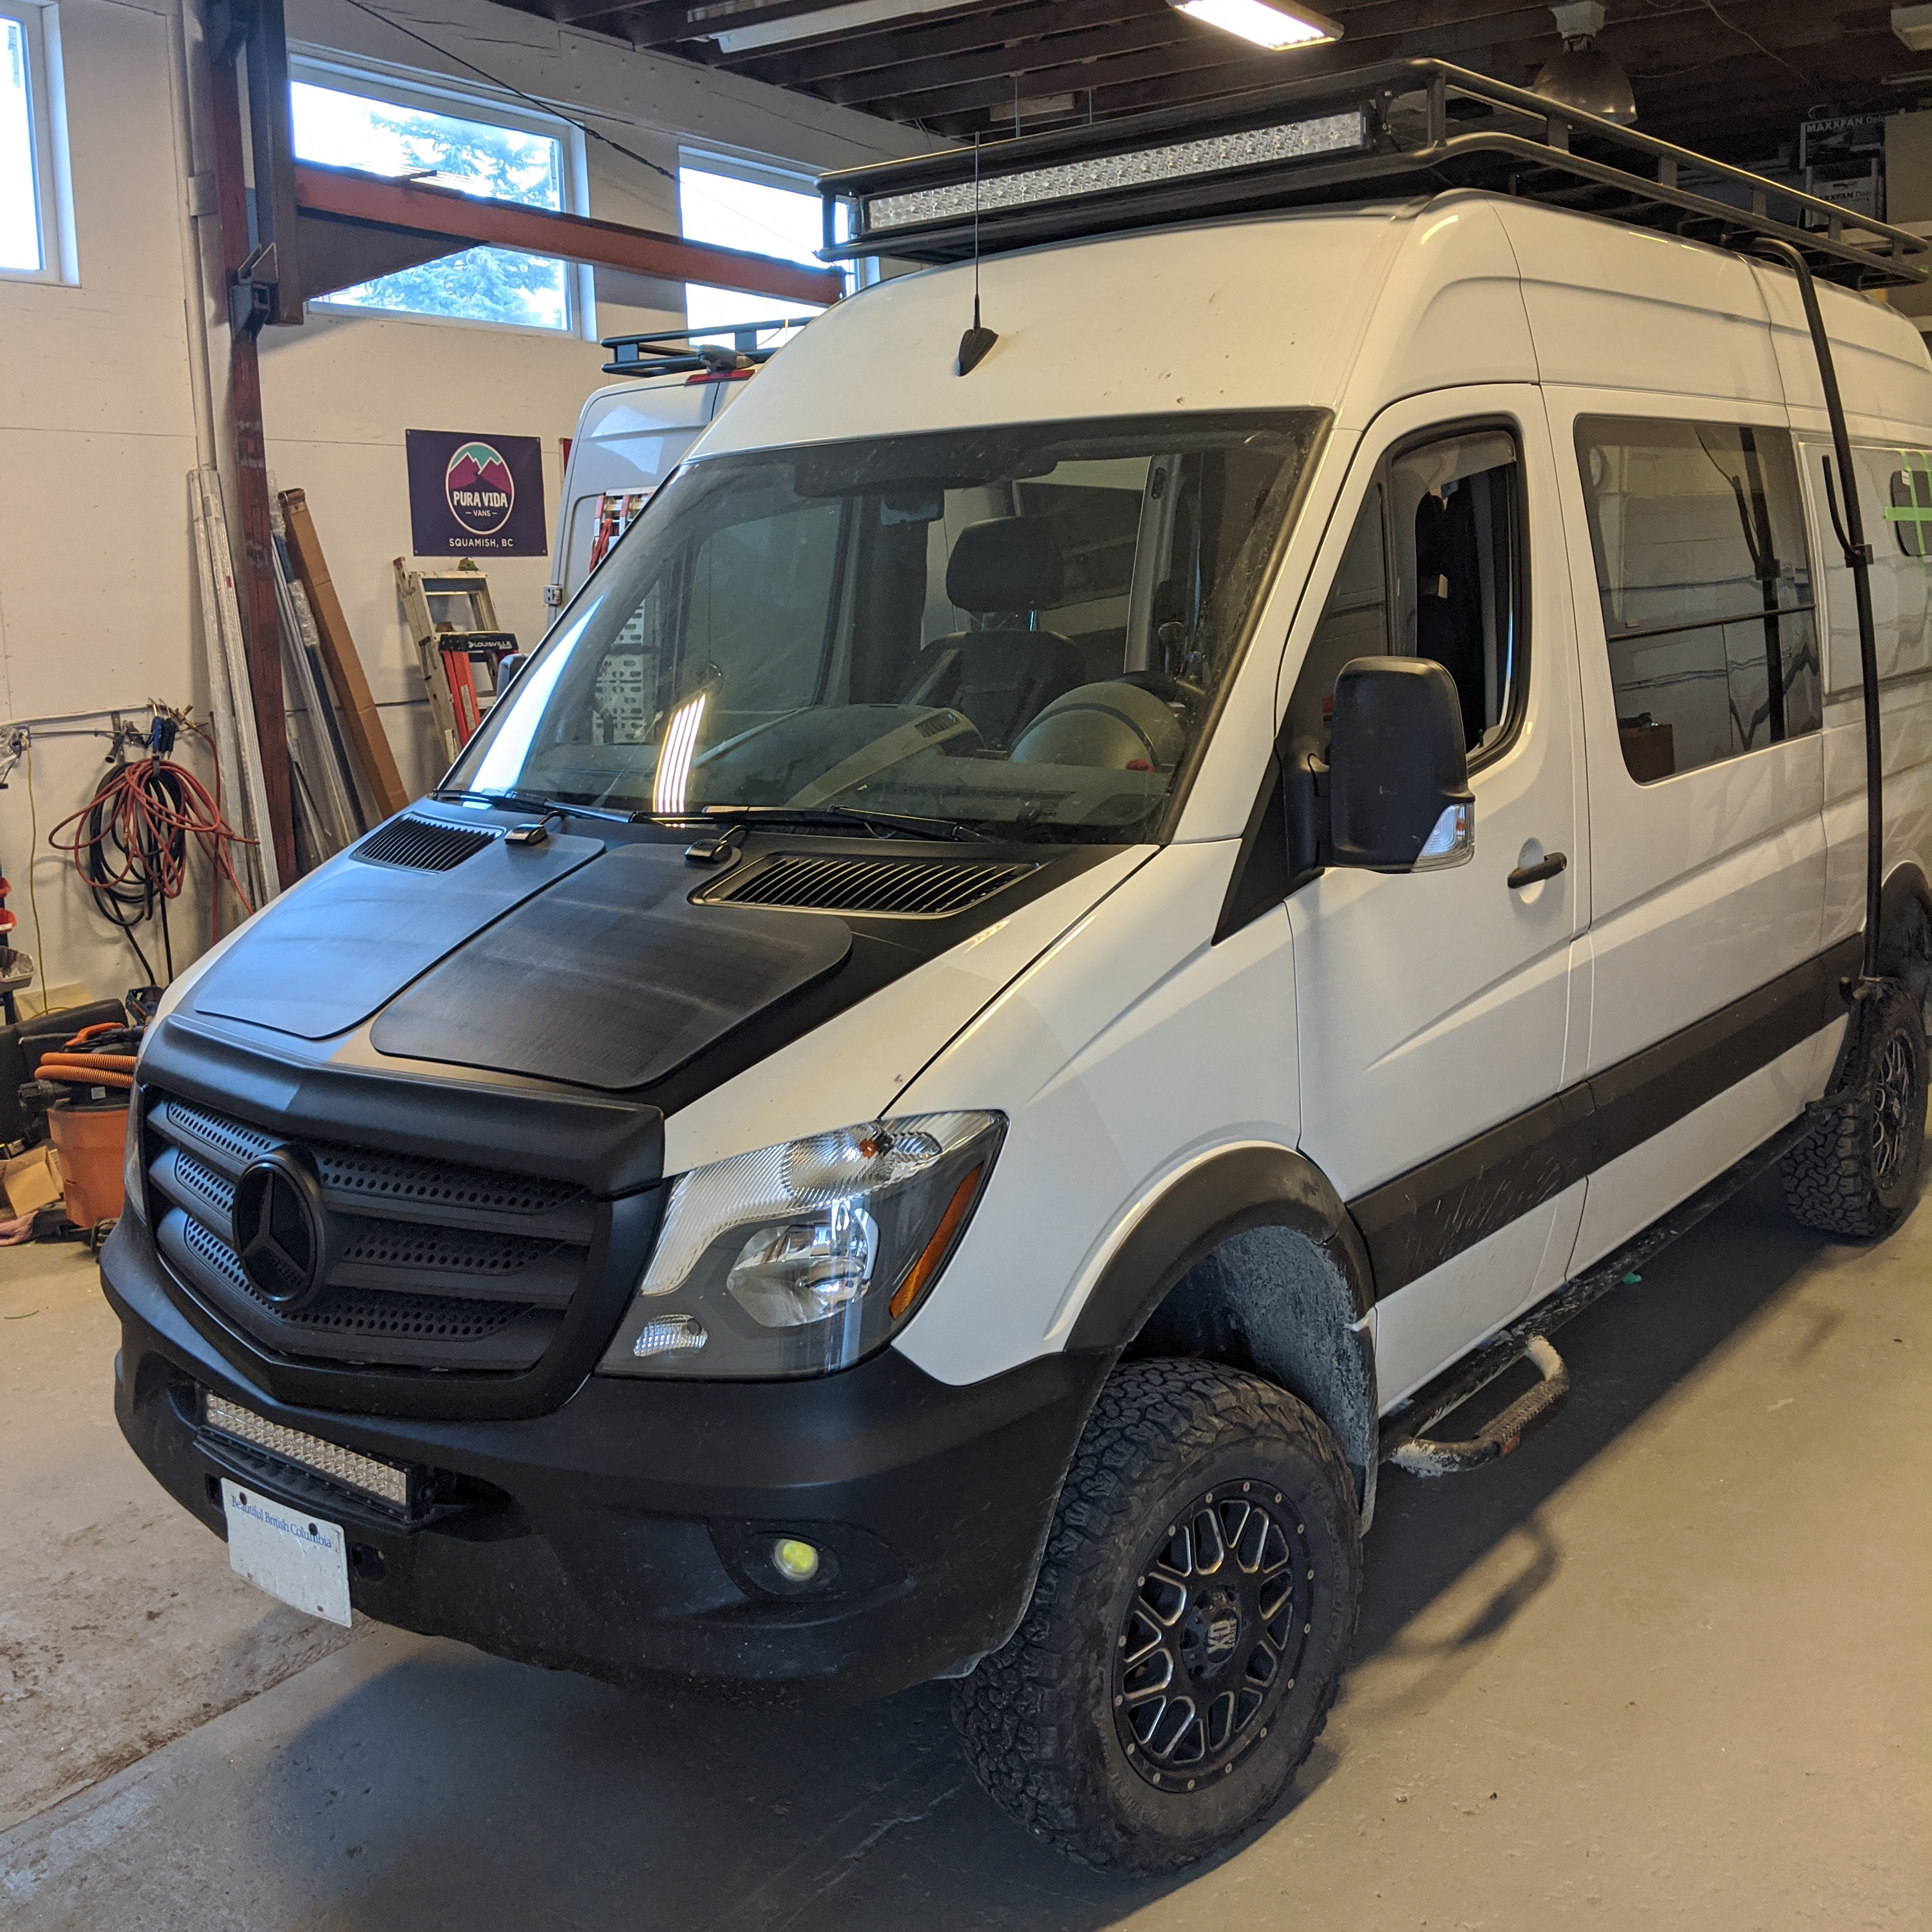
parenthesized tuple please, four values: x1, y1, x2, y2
(355, 817, 497, 872)
(710, 853, 1039, 918)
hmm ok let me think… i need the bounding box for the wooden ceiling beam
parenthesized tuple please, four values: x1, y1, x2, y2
(886, 0, 1897, 130)
(946, 14, 1886, 155)
(865, 3, 1548, 119)
(489, 0, 1909, 169)
(812, 13, 1188, 106)
(723, 0, 1157, 82)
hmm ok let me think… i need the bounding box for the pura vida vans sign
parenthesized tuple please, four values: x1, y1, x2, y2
(406, 430, 549, 556)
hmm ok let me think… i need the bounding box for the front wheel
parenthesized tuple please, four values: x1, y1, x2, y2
(950, 1358, 1361, 1875)
(1783, 983, 1927, 1238)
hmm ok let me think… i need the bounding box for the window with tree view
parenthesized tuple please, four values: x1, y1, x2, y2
(290, 75, 572, 330)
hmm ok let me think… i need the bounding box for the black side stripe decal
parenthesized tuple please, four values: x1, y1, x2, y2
(1348, 931, 1863, 1300)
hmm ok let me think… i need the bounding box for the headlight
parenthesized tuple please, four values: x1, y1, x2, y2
(598, 1112, 1003, 1379)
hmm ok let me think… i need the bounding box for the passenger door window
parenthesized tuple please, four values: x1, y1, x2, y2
(1286, 428, 1524, 763)
(1574, 419, 1819, 782)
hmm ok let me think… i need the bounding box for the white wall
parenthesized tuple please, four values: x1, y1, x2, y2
(0, 0, 929, 1008)
(0, 0, 213, 1006)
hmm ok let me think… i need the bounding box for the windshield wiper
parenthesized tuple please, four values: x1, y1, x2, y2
(693, 804, 990, 842)
(431, 787, 638, 826)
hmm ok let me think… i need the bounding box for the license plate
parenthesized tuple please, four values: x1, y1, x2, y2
(220, 1478, 352, 1627)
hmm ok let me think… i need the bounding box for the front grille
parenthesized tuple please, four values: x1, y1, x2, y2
(709, 853, 1039, 917)
(354, 817, 496, 872)
(146, 1091, 597, 1376)
(311, 1143, 585, 1219)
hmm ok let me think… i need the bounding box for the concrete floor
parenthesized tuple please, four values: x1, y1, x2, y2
(1, 1171, 1926, 1931)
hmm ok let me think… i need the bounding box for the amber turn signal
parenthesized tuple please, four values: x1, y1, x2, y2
(888, 1165, 983, 1321)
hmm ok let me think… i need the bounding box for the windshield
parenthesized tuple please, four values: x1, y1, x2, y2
(454, 411, 1326, 840)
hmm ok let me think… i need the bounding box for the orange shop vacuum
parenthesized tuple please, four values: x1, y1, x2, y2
(33, 1023, 137, 1229)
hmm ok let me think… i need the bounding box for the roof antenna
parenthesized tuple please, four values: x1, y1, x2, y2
(958, 134, 998, 376)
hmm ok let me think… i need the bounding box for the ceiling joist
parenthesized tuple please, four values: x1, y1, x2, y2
(511, 0, 1915, 165)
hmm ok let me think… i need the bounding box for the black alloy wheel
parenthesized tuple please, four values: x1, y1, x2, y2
(951, 1358, 1361, 1875)
(1783, 982, 1928, 1238)
(1870, 1028, 1917, 1193)
(1113, 1485, 1307, 1790)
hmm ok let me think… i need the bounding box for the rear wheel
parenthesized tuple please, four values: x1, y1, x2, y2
(950, 1358, 1361, 1875)
(1783, 984, 1927, 1238)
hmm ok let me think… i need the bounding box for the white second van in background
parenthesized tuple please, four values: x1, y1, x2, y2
(546, 324, 799, 619)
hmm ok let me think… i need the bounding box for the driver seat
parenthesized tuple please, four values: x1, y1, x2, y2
(904, 517, 1084, 748)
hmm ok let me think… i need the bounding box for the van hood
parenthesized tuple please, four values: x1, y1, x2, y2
(175, 809, 1135, 1115)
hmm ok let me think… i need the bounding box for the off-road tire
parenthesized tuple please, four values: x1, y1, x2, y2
(1782, 984, 1927, 1238)
(950, 1358, 1361, 1876)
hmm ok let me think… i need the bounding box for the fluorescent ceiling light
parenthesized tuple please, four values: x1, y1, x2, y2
(1170, 0, 1341, 52)
(866, 111, 1367, 231)
(712, 0, 965, 55)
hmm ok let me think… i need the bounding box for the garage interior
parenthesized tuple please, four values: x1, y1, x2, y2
(1, 0, 1929, 1924)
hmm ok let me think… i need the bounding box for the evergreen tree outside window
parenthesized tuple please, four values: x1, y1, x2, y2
(291, 71, 576, 332)
(2, 0, 72, 283)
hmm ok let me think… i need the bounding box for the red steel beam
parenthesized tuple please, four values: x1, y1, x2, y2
(292, 163, 845, 306)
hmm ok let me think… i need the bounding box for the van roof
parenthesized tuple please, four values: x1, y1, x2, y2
(697, 190, 1932, 460)
(820, 57, 1929, 296)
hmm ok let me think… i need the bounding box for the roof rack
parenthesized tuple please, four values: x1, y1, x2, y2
(818, 58, 1929, 290)
(600, 317, 808, 379)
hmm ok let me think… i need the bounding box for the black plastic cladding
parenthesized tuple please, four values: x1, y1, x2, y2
(107, 1230, 1114, 1702)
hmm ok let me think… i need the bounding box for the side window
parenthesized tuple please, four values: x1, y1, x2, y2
(1575, 418, 1820, 784)
(1389, 430, 1522, 757)
(1286, 427, 1524, 762)
(1812, 443, 1931, 695)
(1889, 462, 1931, 561)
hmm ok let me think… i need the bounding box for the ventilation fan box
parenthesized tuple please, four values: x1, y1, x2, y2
(1896, 5, 1932, 53)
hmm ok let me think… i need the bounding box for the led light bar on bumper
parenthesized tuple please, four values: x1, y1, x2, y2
(598, 1113, 1003, 1379)
(202, 1393, 412, 1510)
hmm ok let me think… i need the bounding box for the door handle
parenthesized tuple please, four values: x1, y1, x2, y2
(1507, 851, 1567, 890)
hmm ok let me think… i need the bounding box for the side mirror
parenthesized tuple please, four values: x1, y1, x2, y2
(493, 652, 528, 696)
(1326, 658, 1473, 871)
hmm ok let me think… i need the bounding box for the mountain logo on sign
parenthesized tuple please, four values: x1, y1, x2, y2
(444, 441, 515, 536)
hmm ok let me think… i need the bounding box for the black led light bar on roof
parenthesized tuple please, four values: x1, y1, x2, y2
(817, 57, 1930, 291)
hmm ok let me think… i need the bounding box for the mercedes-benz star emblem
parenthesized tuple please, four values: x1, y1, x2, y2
(230, 1149, 332, 1310)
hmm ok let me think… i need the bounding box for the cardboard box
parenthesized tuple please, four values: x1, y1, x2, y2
(15, 983, 92, 1020)
(1, 1144, 62, 1218)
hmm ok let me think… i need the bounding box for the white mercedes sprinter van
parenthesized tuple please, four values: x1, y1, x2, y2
(105, 62, 1932, 1875)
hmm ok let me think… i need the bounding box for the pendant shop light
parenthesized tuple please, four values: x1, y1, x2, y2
(1167, 0, 1341, 52)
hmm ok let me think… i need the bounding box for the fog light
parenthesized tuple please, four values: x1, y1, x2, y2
(772, 1537, 821, 1582)
(632, 1314, 706, 1359)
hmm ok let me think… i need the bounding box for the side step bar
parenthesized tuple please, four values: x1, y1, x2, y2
(1387, 1336, 1569, 1477)
(1378, 1112, 1814, 1477)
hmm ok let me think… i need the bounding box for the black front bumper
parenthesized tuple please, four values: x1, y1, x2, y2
(102, 1217, 1108, 1704)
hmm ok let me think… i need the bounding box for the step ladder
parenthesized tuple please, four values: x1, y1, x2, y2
(395, 562, 520, 766)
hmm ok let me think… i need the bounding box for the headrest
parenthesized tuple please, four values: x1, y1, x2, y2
(946, 517, 1065, 614)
